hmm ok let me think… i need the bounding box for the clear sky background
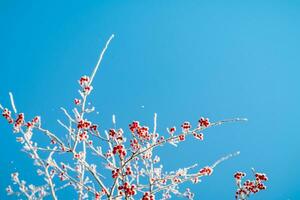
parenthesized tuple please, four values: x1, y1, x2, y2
(0, 0, 299, 199)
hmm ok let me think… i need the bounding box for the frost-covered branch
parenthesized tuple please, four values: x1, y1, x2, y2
(0, 35, 268, 200)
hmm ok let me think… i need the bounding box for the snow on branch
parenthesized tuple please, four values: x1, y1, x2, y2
(0, 35, 268, 200)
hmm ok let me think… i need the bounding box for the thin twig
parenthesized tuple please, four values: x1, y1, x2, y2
(9, 92, 17, 114)
(89, 34, 115, 85)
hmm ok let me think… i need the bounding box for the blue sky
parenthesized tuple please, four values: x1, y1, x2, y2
(0, 0, 299, 199)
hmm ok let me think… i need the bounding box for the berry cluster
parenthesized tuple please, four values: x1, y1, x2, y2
(136, 126, 150, 140)
(199, 166, 213, 176)
(193, 132, 204, 140)
(129, 121, 139, 132)
(234, 172, 246, 180)
(79, 76, 90, 86)
(2, 108, 13, 124)
(129, 121, 151, 141)
(90, 124, 98, 132)
(111, 168, 120, 179)
(118, 182, 136, 197)
(77, 120, 91, 129)
(109, 129, 123, 140)
(112, 145, 126, 158)
(78, 131, 88, 141)
(14, 113, 25, 133)
(234, 171, 268, 199)
(156, 135, 165, 143)
(109, 129, 117, 138)
(142, 192, 155, 200)
(79, 76, 93, 95)
(178, 134, 185, 141)
(74, 98, 81, 105)
(130, 138, 140, 151)
(198, 117, 210, 127)
(173, 176, 182, 183)
(125, 166, 133, 175)
(58, 172, 66, 181)
(168, 126, 176, 134)
(74, 152, 84, 159)
(181, 122, 191, 133)
(255, 173, 268, 181)
(25, 116, 40, 130)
